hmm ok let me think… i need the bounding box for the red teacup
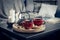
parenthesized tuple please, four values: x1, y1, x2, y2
(22, 20, 33, 29)
(33, 18, 44, 26)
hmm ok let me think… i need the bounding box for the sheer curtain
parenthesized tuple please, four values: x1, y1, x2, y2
(26, 0, 34, 12)
(2, 0, 26, 23)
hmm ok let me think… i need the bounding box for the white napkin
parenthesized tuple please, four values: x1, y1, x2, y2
(8, 9, 15, 23)
(46, 18, 60, 24)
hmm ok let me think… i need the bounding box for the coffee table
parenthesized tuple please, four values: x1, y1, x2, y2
(0, 18, 60, 40)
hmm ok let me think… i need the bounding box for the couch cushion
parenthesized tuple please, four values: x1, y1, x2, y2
(55, 9, 60, 18)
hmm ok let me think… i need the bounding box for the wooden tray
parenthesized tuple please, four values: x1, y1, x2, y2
(13, 24, 46, 33)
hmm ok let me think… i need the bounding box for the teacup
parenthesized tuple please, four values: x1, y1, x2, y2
(33, 18, 44, 26)
(22, 20, 33, 29)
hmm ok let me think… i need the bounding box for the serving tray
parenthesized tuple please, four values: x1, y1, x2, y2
(13, 24, 46, 33)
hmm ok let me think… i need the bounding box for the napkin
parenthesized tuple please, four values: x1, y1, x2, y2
(46, 18, 60, 24)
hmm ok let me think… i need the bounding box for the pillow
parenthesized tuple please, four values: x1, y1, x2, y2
(39, 3, 58, 18)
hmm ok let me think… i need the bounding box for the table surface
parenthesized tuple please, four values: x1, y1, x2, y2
(0, 19, 60, 39)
